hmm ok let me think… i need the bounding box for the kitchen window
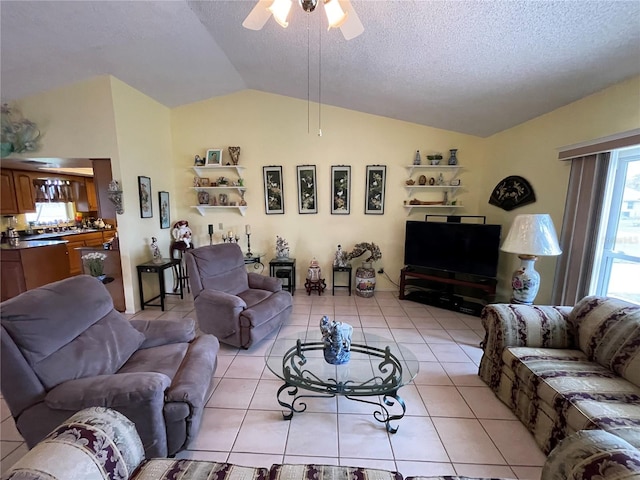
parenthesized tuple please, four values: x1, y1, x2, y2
(25, 202, 75, 225)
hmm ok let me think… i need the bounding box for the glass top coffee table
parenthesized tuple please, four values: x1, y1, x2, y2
(265, 329, 419, 433)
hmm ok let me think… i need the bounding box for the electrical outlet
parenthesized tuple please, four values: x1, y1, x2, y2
(218, 223, 224, 230)
(377, 268, 384, 274)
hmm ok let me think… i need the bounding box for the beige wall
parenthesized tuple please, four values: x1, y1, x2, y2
(8, 74, 640, 309)
(171, 90, 483, 291)
(480, 76, 640, 304)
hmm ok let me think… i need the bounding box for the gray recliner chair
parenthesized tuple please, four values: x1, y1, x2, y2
(0, 275, 219, 458)
(185, 243, 292, 349)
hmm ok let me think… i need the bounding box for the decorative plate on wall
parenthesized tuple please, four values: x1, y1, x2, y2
(488, 175, 536, 211)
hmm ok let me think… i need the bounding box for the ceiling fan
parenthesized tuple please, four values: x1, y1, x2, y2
(242, 0, 364, 40)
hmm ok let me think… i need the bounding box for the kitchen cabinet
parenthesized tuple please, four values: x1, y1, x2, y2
(63, 231, 108, 275)
(0, 241, 70, 301)
(0, 169, 36, 214)
(0, 170, 19, 214)
(74, 177, 99, 212)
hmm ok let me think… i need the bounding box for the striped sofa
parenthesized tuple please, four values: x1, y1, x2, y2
(479, 296, 640, 460)
(2, 407, 506, 480)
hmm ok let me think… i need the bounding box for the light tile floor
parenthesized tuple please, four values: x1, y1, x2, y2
(0, 290, 546, 479)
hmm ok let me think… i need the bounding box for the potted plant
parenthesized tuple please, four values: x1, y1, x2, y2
(81, 252, 107, 281)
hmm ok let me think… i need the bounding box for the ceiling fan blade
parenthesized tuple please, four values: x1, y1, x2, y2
(242, 0, 274, 31)
(339, 0, 364, 40)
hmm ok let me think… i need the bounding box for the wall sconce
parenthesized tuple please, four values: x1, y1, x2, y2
(107, 180, 124, 215)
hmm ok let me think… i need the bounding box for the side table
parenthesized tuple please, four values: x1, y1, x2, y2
(137, 258, 181, 311)
(332, 264, 352, 295)
(269, 257, 296, 295)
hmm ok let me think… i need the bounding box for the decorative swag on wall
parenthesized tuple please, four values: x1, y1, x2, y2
(33, 179, 74, 203)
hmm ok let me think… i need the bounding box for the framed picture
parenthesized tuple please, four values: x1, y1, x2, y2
(263, 166, 284, 214)
(365, 165, 386, 215)
(206, 149, 223, 166)
(138, 176, 153, 218)
(331, 165, 351, 214)
(296, 165, 317, 214)
(200, 177, 210, 187)
(159, 191, 170, 229)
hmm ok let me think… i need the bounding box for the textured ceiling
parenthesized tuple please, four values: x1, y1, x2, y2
(1, 0, 639, 138)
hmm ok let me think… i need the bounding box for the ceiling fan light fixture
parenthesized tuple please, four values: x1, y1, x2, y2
(268, 0, 293, 28)
(324, 0, 347, 29)
(299, 0, 318, 13)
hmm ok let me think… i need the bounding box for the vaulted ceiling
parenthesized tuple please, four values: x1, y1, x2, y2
(1, 0, 639, 138)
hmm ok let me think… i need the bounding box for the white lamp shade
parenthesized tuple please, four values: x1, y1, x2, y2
(501, 214, 562, 256)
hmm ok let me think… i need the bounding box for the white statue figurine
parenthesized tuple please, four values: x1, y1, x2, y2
(150, 237, 162, 263)
(333, 244, 348, 267)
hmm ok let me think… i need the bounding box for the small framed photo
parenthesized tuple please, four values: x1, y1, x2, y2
(138, 176, 153, 218)
(159, 191, 170, 229)
(263, 166, 284, 215)
(365, 165, 386, 215)
(206, 149, 223, 166)
(331, 165, 351, 215)
(200, 178, 210, 187)
(219, 193, 228, 206)
(297, 165, 317, 214)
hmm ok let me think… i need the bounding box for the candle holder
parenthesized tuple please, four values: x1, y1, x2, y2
(208, 224, 214, 245)
(246, 233, 252, 257)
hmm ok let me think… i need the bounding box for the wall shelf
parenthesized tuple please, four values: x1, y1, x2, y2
(404, 185, 462, 196)
(191, 205, 247, 216)
(405, 165, 460, 177)
(193, 165, 245, 177)
(190, 186, 246, 194)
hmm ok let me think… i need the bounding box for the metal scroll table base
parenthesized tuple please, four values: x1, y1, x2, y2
(275, 340, 408, 433)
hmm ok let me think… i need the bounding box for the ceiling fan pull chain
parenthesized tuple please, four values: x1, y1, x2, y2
(307, 11, 311, 134)
(318, 12, 322, 137)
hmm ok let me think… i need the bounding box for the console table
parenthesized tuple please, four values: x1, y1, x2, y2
(137, 258, 182, 311)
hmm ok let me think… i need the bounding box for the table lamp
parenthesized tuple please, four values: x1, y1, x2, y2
(500, 214, 562, 304)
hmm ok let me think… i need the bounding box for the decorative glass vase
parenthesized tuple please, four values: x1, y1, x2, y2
(355, 262, 376, 297)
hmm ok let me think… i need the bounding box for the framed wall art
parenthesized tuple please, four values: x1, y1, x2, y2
(331, 165, 351, 215)
(365, 165, 386, 215)
(138, 176, 153, 218)
(296, 165, 317, 214)
(263, 166, 285, 214)
(206, 148, 223, 166)
(159, 191, 170, 229)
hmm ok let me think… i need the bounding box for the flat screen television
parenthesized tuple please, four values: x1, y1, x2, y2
(404, 220, 502, 278)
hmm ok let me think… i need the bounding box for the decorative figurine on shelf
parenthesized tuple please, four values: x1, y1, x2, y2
(150, 237, 163, 264)
(276, 236, 290, 258)
(194, 155, 205, 166)
(228, 146, 241, 165)
(414, 150, 421, 165)
(320, 315, 353, 365)
(448, 148, 458, 165)
(333, 245, 349, 267)
(436, 173, 445, 185)
(172, 220, 193, 248)
(198, 191, 210, 205)
(239, 190, 247, 206)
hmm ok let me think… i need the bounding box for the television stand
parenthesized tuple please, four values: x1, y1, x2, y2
(399, 267, 496, 316)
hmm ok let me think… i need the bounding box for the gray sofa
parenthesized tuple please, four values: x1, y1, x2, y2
(186, 243, 292, 348)
(0, 275, 219, 458)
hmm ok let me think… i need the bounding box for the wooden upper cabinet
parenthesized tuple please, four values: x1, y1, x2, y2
(13, 171, 36, 213)
(0, 170, 19, 214)
(74, 177, 98, 212)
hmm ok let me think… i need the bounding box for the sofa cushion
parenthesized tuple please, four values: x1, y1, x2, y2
(269, 464, 403, 480)
(569, 296, 640, 386)
(131, 460, 268, 480)
(500, 346, 640, 452)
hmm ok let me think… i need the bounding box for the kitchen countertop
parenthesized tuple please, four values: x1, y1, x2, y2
(21, 229, 110, 241)
(1, 239, 68, 250)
